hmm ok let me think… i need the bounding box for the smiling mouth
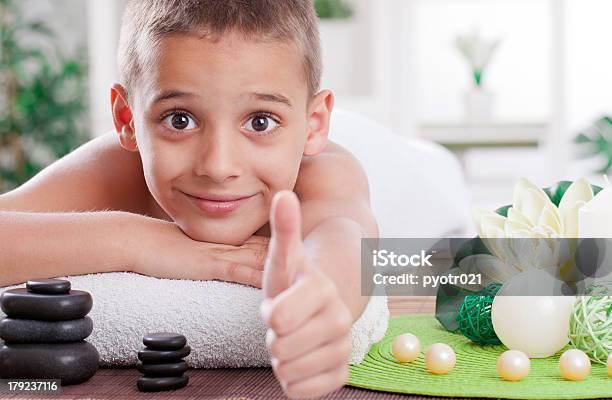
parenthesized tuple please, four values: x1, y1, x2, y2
(183, 192, 256, 215)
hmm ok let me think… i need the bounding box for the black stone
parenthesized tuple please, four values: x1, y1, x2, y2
(136, 360, 188, 376)
(26, 279, 71, 295)
(143, 332, 187, 350)
(0, 289, 92, 321)
(137, 375, 189, 392)
(0, 341, 99, 385)
(137, 345, 191, 364)
(0, 317, 93, 343)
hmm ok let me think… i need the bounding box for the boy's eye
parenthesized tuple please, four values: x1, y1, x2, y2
(162, 112, 197, 130)
(242, 114, 279, 134)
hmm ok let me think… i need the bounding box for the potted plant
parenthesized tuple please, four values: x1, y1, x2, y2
(0, 0, 89, 193)
(455, 29, 500, 124)
(575, 116, 612, 174)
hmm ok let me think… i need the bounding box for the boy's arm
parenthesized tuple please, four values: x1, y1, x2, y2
(297, 142, 378, 320)
(0, 210, 267, 288)
(0, 210, 140, 287)
(261, 150, 378, 399)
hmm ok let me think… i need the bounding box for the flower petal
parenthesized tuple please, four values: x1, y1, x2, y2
(507, 207, 534, 228)
(479, 211, 506, 238)
(518, 188, 555, 225)
(558, 178, 594, 218)
(514, 179, 550, 209)
(504, 220, 533, 238)
(562, 200, 587, 238)
(457, 254, 520, 287)
(537, 203, 563, 235)
(558, 179, 593, 236)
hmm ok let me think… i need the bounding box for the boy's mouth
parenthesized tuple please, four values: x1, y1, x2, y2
(183, 191, 256, 215)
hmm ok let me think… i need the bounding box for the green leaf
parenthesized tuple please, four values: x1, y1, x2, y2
(575, 133, 592, 144)
(25, 21, 54, 37)
(495, 204, 511, 217)
(575, 115, 612, 173)
(453, 236, 491, 264)
(544, 181, 572, 206)
(436, 237, 491, 332)
(473, 69, 482, 87)
(314, 0, 353, 19)
(593, 185, 603, 196)
(435, 282, 477, 332)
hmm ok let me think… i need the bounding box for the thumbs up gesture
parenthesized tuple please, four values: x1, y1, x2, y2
(261, 191, 353, 399)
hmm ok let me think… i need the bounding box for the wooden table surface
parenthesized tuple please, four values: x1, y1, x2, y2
(3, 297, 456, 400)
(388, 296, 435, 316)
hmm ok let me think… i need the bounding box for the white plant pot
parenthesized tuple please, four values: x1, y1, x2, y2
(318, 19, 356, 95)
(464, 87, 494, 124)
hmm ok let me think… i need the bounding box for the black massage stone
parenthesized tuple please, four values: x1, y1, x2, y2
(138, 345, 191, 364)
(136, 360, 188, 376)
(143, 332, 187, 350)
(0, 341, 99, 385)
(26, 278, 71, 295)
(137, 375, 189, 392)
(0, 317, 93, 343)
(0, 289, 92, 321)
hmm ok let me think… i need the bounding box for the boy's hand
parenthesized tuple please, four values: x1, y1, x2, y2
(261, 191, 352, 399)
(132, 218, 268, 288)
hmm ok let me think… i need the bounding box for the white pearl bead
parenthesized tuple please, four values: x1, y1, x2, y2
(608, 353, 612, 378)
(491, 296, 574, 358)
(559, 349, 591, 381)
(497, 350, 530, 381)
(425, 343, 456, 375)
(392, 333, 421, 363)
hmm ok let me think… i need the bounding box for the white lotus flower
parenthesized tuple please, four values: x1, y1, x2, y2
(459, 178, 594, 288)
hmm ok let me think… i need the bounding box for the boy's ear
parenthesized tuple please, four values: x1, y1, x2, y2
(304, 89, 334, 156)
(110, 83, 138, 152)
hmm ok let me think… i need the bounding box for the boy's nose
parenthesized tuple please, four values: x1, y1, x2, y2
(194, 131, 242, 183)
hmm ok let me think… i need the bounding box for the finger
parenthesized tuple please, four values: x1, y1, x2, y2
(270, 191, 301, 260)
(261, 271, 332, 336)
(266, 299, 352, 362)
(211, 262, 263, 288)
(263, 190, 304, 298)
(273, 336, 352, 384)
(283, 365, 349, 399)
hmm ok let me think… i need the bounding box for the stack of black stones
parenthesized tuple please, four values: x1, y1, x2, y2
(137, 332, 191, 392)
(0, 278, 99, 385)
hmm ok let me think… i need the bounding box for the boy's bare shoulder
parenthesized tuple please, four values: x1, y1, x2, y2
(0, 131, 150, 214)
(295, 140, 369, 200)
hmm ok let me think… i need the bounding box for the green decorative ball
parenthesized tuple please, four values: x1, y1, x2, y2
(456, 283, 502, 345)
(569, 295, 612, 364)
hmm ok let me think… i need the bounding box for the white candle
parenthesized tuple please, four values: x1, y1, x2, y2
(578, 182, 612, 287)
(579, 185, 612, 238)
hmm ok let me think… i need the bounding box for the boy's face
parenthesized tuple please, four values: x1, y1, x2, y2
(124, 32, 330, 245)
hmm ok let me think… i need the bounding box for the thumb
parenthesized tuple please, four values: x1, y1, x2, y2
(262, 190, 305, 299)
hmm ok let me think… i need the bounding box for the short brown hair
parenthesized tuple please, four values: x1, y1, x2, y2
(118, 0, 321, 98)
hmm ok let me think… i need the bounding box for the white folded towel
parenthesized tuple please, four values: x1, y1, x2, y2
(0, 273, 388, 367)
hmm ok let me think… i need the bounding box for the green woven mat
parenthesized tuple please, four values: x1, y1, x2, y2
(348, 315, 612, 399)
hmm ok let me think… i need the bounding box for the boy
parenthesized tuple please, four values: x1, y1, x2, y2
(0, 0, 378, 398)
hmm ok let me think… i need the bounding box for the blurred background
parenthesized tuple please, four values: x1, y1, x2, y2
(1, 0, 612, 212)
